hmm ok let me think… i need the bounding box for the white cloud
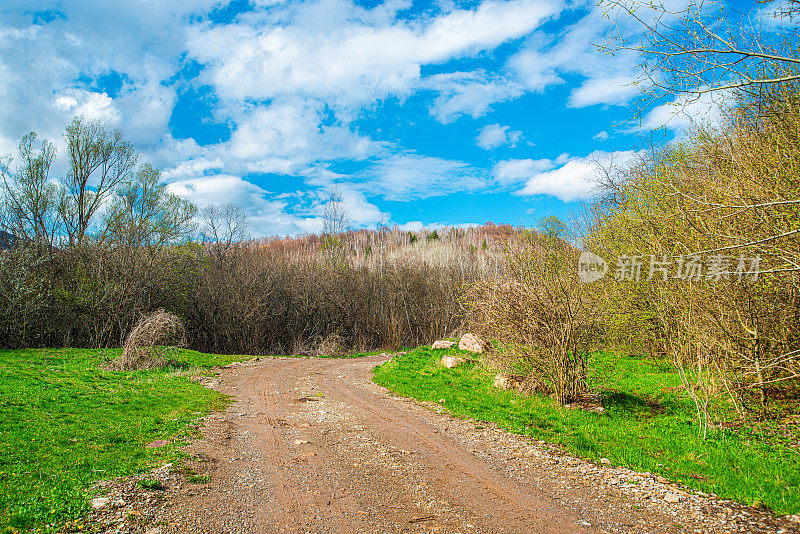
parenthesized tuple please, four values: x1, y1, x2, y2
(516, 150, 640, 202)
(52, 89, 120, 125)
(593, 130, 609, 141)
(223, 99, 379, 175)
(568, 76, 639, 108)
(493, 158, 553, 185)
(426, 72, 523, 123)
(187, 0, 560, 107)
(161, 156, 224, 182)
(0, 0, 214, 145)
(476, 123, 522, 150)
(168, 174, 273, 210)
(505, 6, 645, 109)
(167, 173, 328, 237)
(638, 90, 729, 133)
(362, 153, 485, 201)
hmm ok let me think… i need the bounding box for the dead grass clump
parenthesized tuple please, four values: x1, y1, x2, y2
(114, 309, 186, 370)
(312, 333, 346, 357)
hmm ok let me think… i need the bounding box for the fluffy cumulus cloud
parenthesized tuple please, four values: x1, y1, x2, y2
(0, 0, 209, 144)
(476, 123, 522, 150)
(426, 72, 524, 123)
(506, 7, 645, 109)
(168, 174, 272, 211)
(517, 150, 641, 202)
(222, 100, 379, 175)
(186, 0, 560, 106)
(493, 158, 554, 185)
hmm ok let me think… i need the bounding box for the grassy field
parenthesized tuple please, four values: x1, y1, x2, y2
(0, 347, 250, 532)
(373, 346, 800, 515)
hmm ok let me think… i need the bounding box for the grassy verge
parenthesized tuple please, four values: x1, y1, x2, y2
(0, 347, 251, 532)
(373, 346, 800, 515)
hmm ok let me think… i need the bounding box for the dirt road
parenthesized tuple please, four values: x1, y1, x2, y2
(142, 355, 794, 533)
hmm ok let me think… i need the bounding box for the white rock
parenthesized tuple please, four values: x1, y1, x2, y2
(293, 439, 309, 445)
(663, 492, 683, 503)
(441, 355, 467, 369)
(600, 457, 611, 465)
(91, 497, 110, 509)
(459, 333, 488, 354)
(431, 340, 455, 349)
(494, 374, 512, 390)
(493, 374, 525, 391)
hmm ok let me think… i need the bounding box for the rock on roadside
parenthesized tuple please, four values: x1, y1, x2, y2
(493, 374, 524, 391)
(459, 333, 489, 354)
(91, 497, 110, 510)
(431, 340, 455, 350)
(441, 355, 467, 369)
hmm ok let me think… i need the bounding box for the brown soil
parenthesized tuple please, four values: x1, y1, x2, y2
(88, 354, 799, 534)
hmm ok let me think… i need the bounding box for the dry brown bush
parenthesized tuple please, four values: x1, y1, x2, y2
(312, 333, 347, 357)
(113, 309, 186, 370)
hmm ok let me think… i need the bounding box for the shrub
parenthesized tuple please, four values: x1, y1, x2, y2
(583, 79, 800, 428)
(468, 229, 601, 404)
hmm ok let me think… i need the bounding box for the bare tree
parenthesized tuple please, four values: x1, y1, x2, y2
(377, 212, 389, 275)
(199, 203, 249, 262)
(59, 117, 138, 247)
(321, 186, 351, 264)
(603, 0, 799, 106)
(0, 132, 60, 250)
(322, 186, 350, 235)
(103, 163, 197, 250)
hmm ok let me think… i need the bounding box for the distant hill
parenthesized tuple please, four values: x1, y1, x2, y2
(253, 223, 522, 272)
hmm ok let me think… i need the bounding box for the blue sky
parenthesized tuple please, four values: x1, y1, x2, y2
(0, 0, 787, 236)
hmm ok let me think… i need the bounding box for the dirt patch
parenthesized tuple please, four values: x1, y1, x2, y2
(84, 355, 800, 533)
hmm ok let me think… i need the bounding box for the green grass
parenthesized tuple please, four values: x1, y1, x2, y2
(373, 347, 800, 515)
(0, 347, 251, 532)
(137, 478, 165, 491)
(185, 474, 211, 484)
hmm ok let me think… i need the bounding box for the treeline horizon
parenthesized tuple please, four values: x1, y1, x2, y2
(0, 120, 523, 354)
